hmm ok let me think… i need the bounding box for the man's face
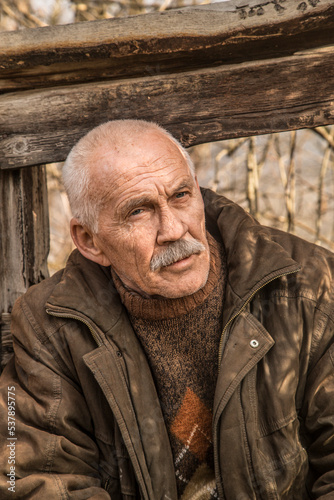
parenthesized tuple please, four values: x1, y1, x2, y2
(91, 132, 210, 298)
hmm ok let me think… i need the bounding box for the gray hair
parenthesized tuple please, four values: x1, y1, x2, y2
(62, 119, 195, 233)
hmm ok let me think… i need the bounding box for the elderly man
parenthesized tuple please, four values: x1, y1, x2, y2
(0, 119, 333, 499)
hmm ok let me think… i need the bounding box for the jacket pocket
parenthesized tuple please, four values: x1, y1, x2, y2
(256, 413, 309, 499)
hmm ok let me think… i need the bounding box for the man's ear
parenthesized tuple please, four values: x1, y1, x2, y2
(70, 218, 111, 267)
(195, 175, 200, 189)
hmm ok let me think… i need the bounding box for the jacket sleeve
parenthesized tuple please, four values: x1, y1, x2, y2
(0, 297, 112, 499)
(301, 315, 334, 499)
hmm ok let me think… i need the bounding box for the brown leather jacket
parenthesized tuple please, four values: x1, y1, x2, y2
(1, 189, 334, 499)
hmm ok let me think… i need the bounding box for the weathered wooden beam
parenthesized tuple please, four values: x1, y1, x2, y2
(0, 0, 333, 93)
(1, 0, 334, 169)
(0, 0, 334, 92)
(1, 45, 334, 169)
(0, 167, 49, 370)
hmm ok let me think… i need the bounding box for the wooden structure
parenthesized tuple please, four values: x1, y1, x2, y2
(1, 0, 334, 369)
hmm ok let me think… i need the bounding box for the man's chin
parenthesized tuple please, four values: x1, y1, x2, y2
(152, 273, 209, 299)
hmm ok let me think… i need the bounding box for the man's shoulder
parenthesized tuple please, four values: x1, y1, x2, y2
(15, 267, 65, 320)
(13, 250, 108, 325)
(13, 249, 122, 343)
(22, 248, 111, 300)
(17, 250, 80, 313)
(266, 227, 334, 304)
(266, 223, 334, 262)
(263, 222, 334, 287)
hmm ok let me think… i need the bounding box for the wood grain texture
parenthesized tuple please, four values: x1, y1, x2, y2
(0, 166, 49, 369)
(0, 0, 334, 169)
(1, 46, 334, 169)
(1, 0, 333, 92)
(0, 167, 49, 309)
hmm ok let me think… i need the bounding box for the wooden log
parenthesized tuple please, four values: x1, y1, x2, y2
(0, 0, 333, 93)
(1, 0, 334, 169)
(1, 46, 334, 169)
(0, 167, 49, 370)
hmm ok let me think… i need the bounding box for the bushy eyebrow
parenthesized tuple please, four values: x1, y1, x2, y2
(175, 179, 194, 193)
(119, 177, 194, 217)
(120, 195, 153, 217)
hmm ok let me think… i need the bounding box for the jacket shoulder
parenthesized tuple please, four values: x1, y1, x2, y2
(11, 267, 67, 347)
(267, 227, 334, 297)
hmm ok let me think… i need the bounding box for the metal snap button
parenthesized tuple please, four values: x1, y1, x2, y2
(250, 339, 259, 348)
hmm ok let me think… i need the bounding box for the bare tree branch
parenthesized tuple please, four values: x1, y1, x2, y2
(316, 128, 334, 243)
(247, 137, 259, 217)
(314, 126, 334, 150)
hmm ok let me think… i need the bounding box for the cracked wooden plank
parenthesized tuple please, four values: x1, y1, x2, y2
(0, 0, 334, 169)
(1, 46, 334, 169)
(0, 166, 49, 369)
(0, 0, 333, 93)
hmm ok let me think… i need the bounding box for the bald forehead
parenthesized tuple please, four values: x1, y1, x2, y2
(89, 129, 187, 189)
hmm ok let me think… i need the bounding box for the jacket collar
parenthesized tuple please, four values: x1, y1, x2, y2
(202, 188, 300, 327)
(46, 249, 123, 336)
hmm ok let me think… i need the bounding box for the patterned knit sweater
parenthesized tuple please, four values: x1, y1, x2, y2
(111, 232, 226, 499)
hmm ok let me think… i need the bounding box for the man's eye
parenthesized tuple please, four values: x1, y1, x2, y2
(175, 191, 187, 199)
(130, 208, 143, 217)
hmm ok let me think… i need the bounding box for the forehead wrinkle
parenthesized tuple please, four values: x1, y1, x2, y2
(130, 157, 189, 185)
(115, 160, 189, 198)
(95, 146, 192, 216)
(91, 163, 150, 208)
(147, 151, 187, 172)
(96, 143, 186, 187)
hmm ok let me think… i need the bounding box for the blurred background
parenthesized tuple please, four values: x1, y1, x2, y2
(1, 0, 334, 275)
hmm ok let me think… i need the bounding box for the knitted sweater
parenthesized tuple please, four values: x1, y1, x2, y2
(111, 233, 226, 499)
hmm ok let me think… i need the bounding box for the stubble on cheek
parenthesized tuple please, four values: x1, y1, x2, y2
(112, 224, 149, 282)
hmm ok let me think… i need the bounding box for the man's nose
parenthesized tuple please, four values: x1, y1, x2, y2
(156, 207, 187, 245)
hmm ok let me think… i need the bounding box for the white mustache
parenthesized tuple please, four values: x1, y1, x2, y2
(150, 238, 206, 271)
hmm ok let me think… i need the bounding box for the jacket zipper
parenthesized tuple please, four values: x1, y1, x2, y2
(46, 308, 103, 347)
(103, 476, 111, 493)
(218, 268, 299, 368)
(215, 267, 299, 500)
